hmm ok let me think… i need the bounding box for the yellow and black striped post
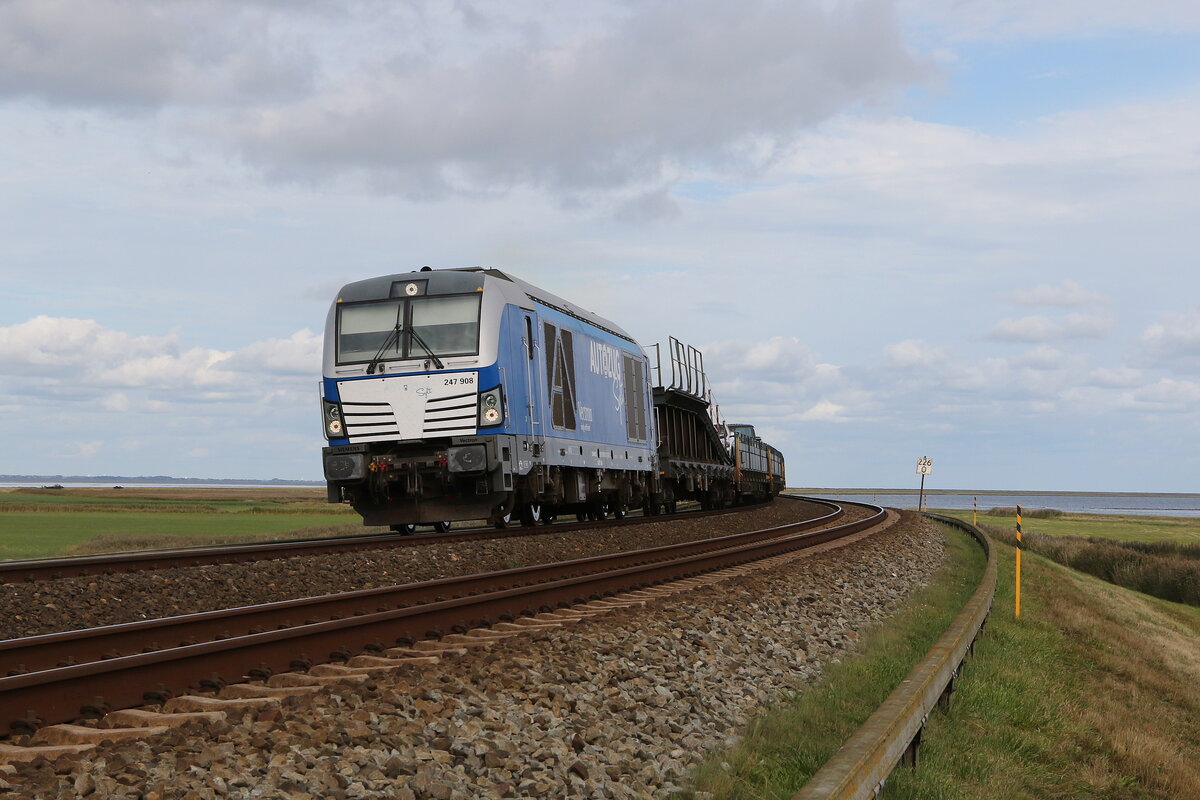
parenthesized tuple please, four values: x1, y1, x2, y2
(1015, 504, 1023, 619)
(973, 496, 977, 527)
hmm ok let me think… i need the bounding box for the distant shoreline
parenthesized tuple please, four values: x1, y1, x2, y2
(0, 475, 322, 487)
(790, 488, 1200, 498)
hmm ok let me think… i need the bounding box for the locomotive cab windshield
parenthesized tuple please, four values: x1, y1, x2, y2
(336, 293, 482, 366)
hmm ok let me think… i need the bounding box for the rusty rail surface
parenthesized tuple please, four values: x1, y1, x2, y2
(792, 512, 996, 800)
(1, 498, 882, 734)
(0, 499, 758, 584)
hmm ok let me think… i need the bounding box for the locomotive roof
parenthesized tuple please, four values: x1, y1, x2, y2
(336, 267, 641, 347)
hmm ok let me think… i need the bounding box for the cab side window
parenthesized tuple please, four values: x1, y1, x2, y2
(544, 323, 577, 430)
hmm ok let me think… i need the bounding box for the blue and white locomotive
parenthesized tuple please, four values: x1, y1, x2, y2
(320, 267, 658, 530)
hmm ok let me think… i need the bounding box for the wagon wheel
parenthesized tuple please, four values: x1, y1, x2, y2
(433, 521, 452, 533)
(390, 523, 417, 535)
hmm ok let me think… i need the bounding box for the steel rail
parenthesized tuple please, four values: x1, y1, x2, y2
(0, 499, 752, 584)
(1, 499, 882, 734)
(0, 499, 845, 673)
(792, 512, 996, 800)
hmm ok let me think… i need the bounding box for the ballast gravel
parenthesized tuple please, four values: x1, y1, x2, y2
(4, 512, 946, 800)
(0, 499, 847, 640)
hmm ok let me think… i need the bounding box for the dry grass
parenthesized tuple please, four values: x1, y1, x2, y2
(884, 538, 1200, 799)
(987, 525, 1200, 606)
(59, 523, 389, 555)
(1051, 571, 1200, 795)
(9, 486, 327, 502)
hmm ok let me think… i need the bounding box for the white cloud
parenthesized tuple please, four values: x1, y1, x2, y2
(213, 0, 926, 197)
(1009, 281, 1106, 308)
(0, 0, 312, 108)
(883, 339, 949, 370)
(0, 316, 170, 373)
(768, 95, 1200, 236)
(1119, 378, 1200, 413)
(54, 440, 103, 459)
(798, 400, 848, 422)
(100, 392, 131, 412)
(0, 316, 321, 397)
(1139, 309, 1200, 373)
(703, 336, 838, 383)
(900, 0, 1200, 39)
(987, 313, 1112, 342)
(1086, 367, 1144, 388)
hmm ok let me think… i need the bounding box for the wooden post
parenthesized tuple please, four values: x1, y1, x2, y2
(1015, 504, 1023, 619)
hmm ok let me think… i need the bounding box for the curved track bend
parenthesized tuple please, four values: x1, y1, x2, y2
(0, 498, 886, 738)
(0, 501, 749, 584)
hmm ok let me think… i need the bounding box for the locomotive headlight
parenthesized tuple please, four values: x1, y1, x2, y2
(321, 399, 346, 440)
(478, 386, 504, 427)
(448, 444, 487, 473)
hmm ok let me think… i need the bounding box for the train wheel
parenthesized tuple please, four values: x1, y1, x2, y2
(434, 521, 452, 533)
(519, 503, 541, 526)
(540, 510, 557, 525)
(390, 523, 417, 535)
(576, 511, 589, 522)
(666, 499, 677, 514)
(494, 511, 512, 529)
(593, 500, 608, 521)
(612, 503, 628, 520)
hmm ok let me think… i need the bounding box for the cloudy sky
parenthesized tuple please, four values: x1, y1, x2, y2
(2, 0, 1199, 491)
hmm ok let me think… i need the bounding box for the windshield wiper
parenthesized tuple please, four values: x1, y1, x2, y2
(408, 326, 445, 370)
(365, 305, 404, 375)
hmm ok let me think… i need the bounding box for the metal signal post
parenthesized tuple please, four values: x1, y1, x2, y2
(1015, 504, 1023, 619)
(915, 456, 933, 512)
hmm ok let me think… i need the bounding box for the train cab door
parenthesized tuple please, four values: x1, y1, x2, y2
(522, 312, 546, 453)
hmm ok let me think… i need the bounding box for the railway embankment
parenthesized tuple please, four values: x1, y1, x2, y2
(0, 499, 839, 640)
(1, 511, 942, 798)
(689, 521, 1200, 799)
(879, 536, 1200, 798)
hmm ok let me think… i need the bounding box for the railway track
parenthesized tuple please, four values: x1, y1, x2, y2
(0, 500, 739, 584)
(1, 497, 885, 744)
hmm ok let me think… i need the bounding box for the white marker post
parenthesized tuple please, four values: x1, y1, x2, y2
(915, 456, 933, 512)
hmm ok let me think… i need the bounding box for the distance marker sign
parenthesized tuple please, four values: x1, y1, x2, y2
(915, 456, 933, 475)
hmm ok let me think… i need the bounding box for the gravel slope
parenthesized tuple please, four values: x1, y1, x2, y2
(4, 511, 948, 799)
(1, 499, 845, 640)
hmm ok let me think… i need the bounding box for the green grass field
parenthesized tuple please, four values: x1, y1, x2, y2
(937, 508, 1200, 544)
(0, 511, 367, 560)
(0, 488, 366, 560)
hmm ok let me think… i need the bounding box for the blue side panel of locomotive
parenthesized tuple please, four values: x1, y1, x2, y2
(529, 301, 654, 451)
